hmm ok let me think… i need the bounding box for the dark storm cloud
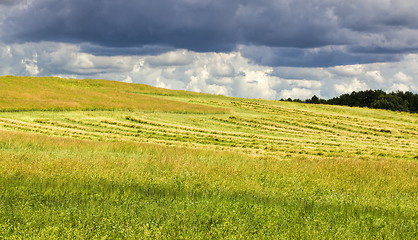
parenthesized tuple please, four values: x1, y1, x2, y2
(0, 0, 22, 6)
(79, 43, 175, 57)
(1, 0, 240, 52)
(2, 0, 418, 67)
(241, 46, 404, 68)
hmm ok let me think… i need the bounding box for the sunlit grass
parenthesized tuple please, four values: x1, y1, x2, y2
(1, 76, 418, 238)
(1, 131, 418, 238)
(0, 75, 230, 113)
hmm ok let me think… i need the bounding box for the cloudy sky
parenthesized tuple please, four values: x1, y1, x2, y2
(1, 0, 418, 100)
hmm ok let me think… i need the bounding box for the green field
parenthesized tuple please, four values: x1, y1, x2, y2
(1, 76, 418, 239)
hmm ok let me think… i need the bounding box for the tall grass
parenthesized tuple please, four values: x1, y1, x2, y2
(1, 130, 418, 239)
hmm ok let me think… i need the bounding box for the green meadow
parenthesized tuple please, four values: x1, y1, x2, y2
(1, 75, 418, 239)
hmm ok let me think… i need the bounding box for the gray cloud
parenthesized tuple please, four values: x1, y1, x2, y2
(145, 50, 195, 67)
(79, 44, 175, 57)
(1, 0, 239, 52)
(1, 0, 418, 67)
(0, 0, 22, 6)
(240, 45, 404, 67)
(0, 42, 135, 77)
(270, 67, 331, 80)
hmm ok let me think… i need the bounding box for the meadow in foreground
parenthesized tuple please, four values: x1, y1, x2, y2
(1, 76, 418, 239)
(1, 131, 418, 239)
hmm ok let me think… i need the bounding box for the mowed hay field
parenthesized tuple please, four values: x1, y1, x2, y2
(1, 76, 418, 239)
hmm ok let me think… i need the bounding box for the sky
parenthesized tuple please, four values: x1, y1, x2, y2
(1, 0, 418, 100)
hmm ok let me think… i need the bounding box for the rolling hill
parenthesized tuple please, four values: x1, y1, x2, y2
(1, 75, 418, 239)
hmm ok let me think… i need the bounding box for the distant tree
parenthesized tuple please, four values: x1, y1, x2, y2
(386, 93, 409, 112)
(300, 90, 417, 113)
(371, 97, 395, 111)
(394, 91, 418, 113)
(306, 95, 320, 104)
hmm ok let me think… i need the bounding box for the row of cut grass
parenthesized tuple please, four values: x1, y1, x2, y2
(1, 107, 417, 160)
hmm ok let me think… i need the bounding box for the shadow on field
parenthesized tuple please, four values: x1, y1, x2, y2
(2, 174, 417, 239)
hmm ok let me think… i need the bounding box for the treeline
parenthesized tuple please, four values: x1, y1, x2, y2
(281, 90, 418, 113)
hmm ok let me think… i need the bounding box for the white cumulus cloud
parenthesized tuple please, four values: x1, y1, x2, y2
(278, 88, 314, 100)
(365, 70, 385, 83)
(334, 78, 368, 95)
(388, 83, 410, 93)
(393, 72, 412, 83)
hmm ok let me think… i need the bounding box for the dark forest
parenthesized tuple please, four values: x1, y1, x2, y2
(283, 90, 418, 113)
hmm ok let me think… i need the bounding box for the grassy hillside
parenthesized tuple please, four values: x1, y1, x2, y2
(0, 75, 229, 113)
(1, 76, 418, 239)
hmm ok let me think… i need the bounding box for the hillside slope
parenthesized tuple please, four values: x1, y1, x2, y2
(1, 75, 418, 238)
(0, 75, 229, 113)
(1, 75, 417, 160)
